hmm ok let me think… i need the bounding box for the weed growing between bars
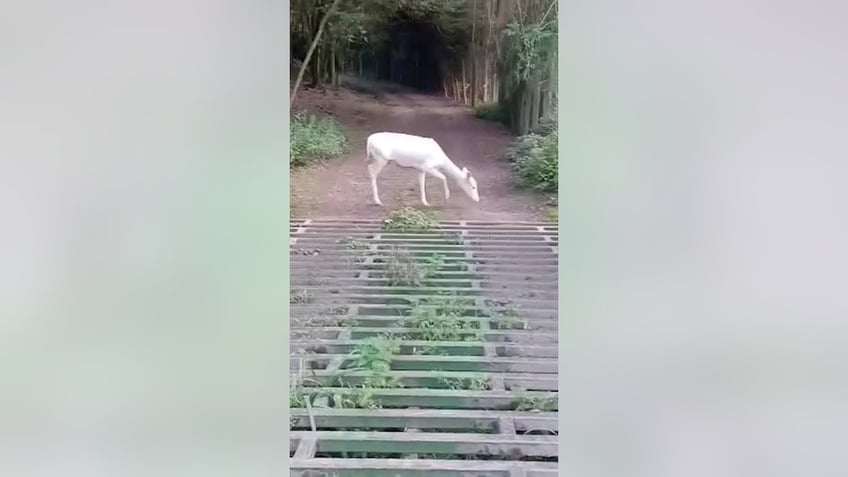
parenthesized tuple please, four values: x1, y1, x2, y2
(438, 376, 492, 391)
(404, 293, 483, 344)
(301, 336, 404, 412)
(384, 248, 445, 287)
(346, 336, 402, 389)
(382, 207, 438, 232)
(514, 393, 558, 412)
(290, 288, 313, 304)
(494, 306, 525, 330)
(441, 232, 465, 245)
(488, 299, 527, 330)
(338, 236, 373, 267)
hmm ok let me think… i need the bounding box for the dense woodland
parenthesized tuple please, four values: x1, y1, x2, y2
(290, 0, 558, 135)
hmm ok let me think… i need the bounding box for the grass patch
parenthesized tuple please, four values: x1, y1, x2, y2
(290, 110, 347, 167)
(382, 207, 438, 232)
(474, 103, 510, 126)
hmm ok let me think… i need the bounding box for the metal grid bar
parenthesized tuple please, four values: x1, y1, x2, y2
(291, 219, 558, 476)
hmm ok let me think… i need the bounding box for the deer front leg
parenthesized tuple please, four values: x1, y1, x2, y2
(371, 177, 383, 206)
(425, 168, 449, 201)
(367, 158, 386, 206)
(418, 171, 429, 206)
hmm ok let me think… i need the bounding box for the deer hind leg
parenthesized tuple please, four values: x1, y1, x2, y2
(425, 168, 449, 201)
(367, 156, 387, 206)
(418, 171, 429, 206)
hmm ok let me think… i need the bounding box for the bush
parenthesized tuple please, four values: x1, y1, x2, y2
(511, 128, 558, 193)
(474, 103, 510, 126)
(290, 110, 347, 167)
(504, 132, 546, 163)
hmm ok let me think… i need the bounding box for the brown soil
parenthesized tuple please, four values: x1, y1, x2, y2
(291, 78, 549, 221)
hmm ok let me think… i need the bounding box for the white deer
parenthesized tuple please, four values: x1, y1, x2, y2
(366, 132, 480, 207)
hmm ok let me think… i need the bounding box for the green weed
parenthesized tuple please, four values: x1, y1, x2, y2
(382, 207, 438, 232)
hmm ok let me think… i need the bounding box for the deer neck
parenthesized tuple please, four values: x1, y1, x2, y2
(440, 159, 466, 183)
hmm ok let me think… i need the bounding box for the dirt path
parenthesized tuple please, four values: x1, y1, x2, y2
(291, 78, 548, 221)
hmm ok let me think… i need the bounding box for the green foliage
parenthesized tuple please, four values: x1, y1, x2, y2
(474, 103, 510, 126)
(290, 110, 347, 167)
(502, 21, 558, 96)
(512, 129, 558, 193)
(505, 117, 558, 193)
(382, 207, 438, 231)
(348, 336, 402, 389)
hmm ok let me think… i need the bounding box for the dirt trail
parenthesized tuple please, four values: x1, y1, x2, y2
(291, 78, 547, 221)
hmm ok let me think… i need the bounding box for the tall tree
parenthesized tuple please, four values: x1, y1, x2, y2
(291, 0, 342, 107)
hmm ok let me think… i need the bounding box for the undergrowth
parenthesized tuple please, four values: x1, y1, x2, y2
(474, 103, 510, 126)
(290, 110, 347, 167)
(506, 126, 558, 193)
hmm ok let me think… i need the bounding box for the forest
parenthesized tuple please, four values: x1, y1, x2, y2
(290, 0, 558, 135)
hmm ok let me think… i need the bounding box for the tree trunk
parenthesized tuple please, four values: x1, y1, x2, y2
(471, 0, 478, 108)
(291, 0, 341, 107)
(462, 61, 468, 104)
(540, 81, 551, 120)
(330, 43, 337, 86)
(483, 55, 489, 102)
(529, 81, 541, 130)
